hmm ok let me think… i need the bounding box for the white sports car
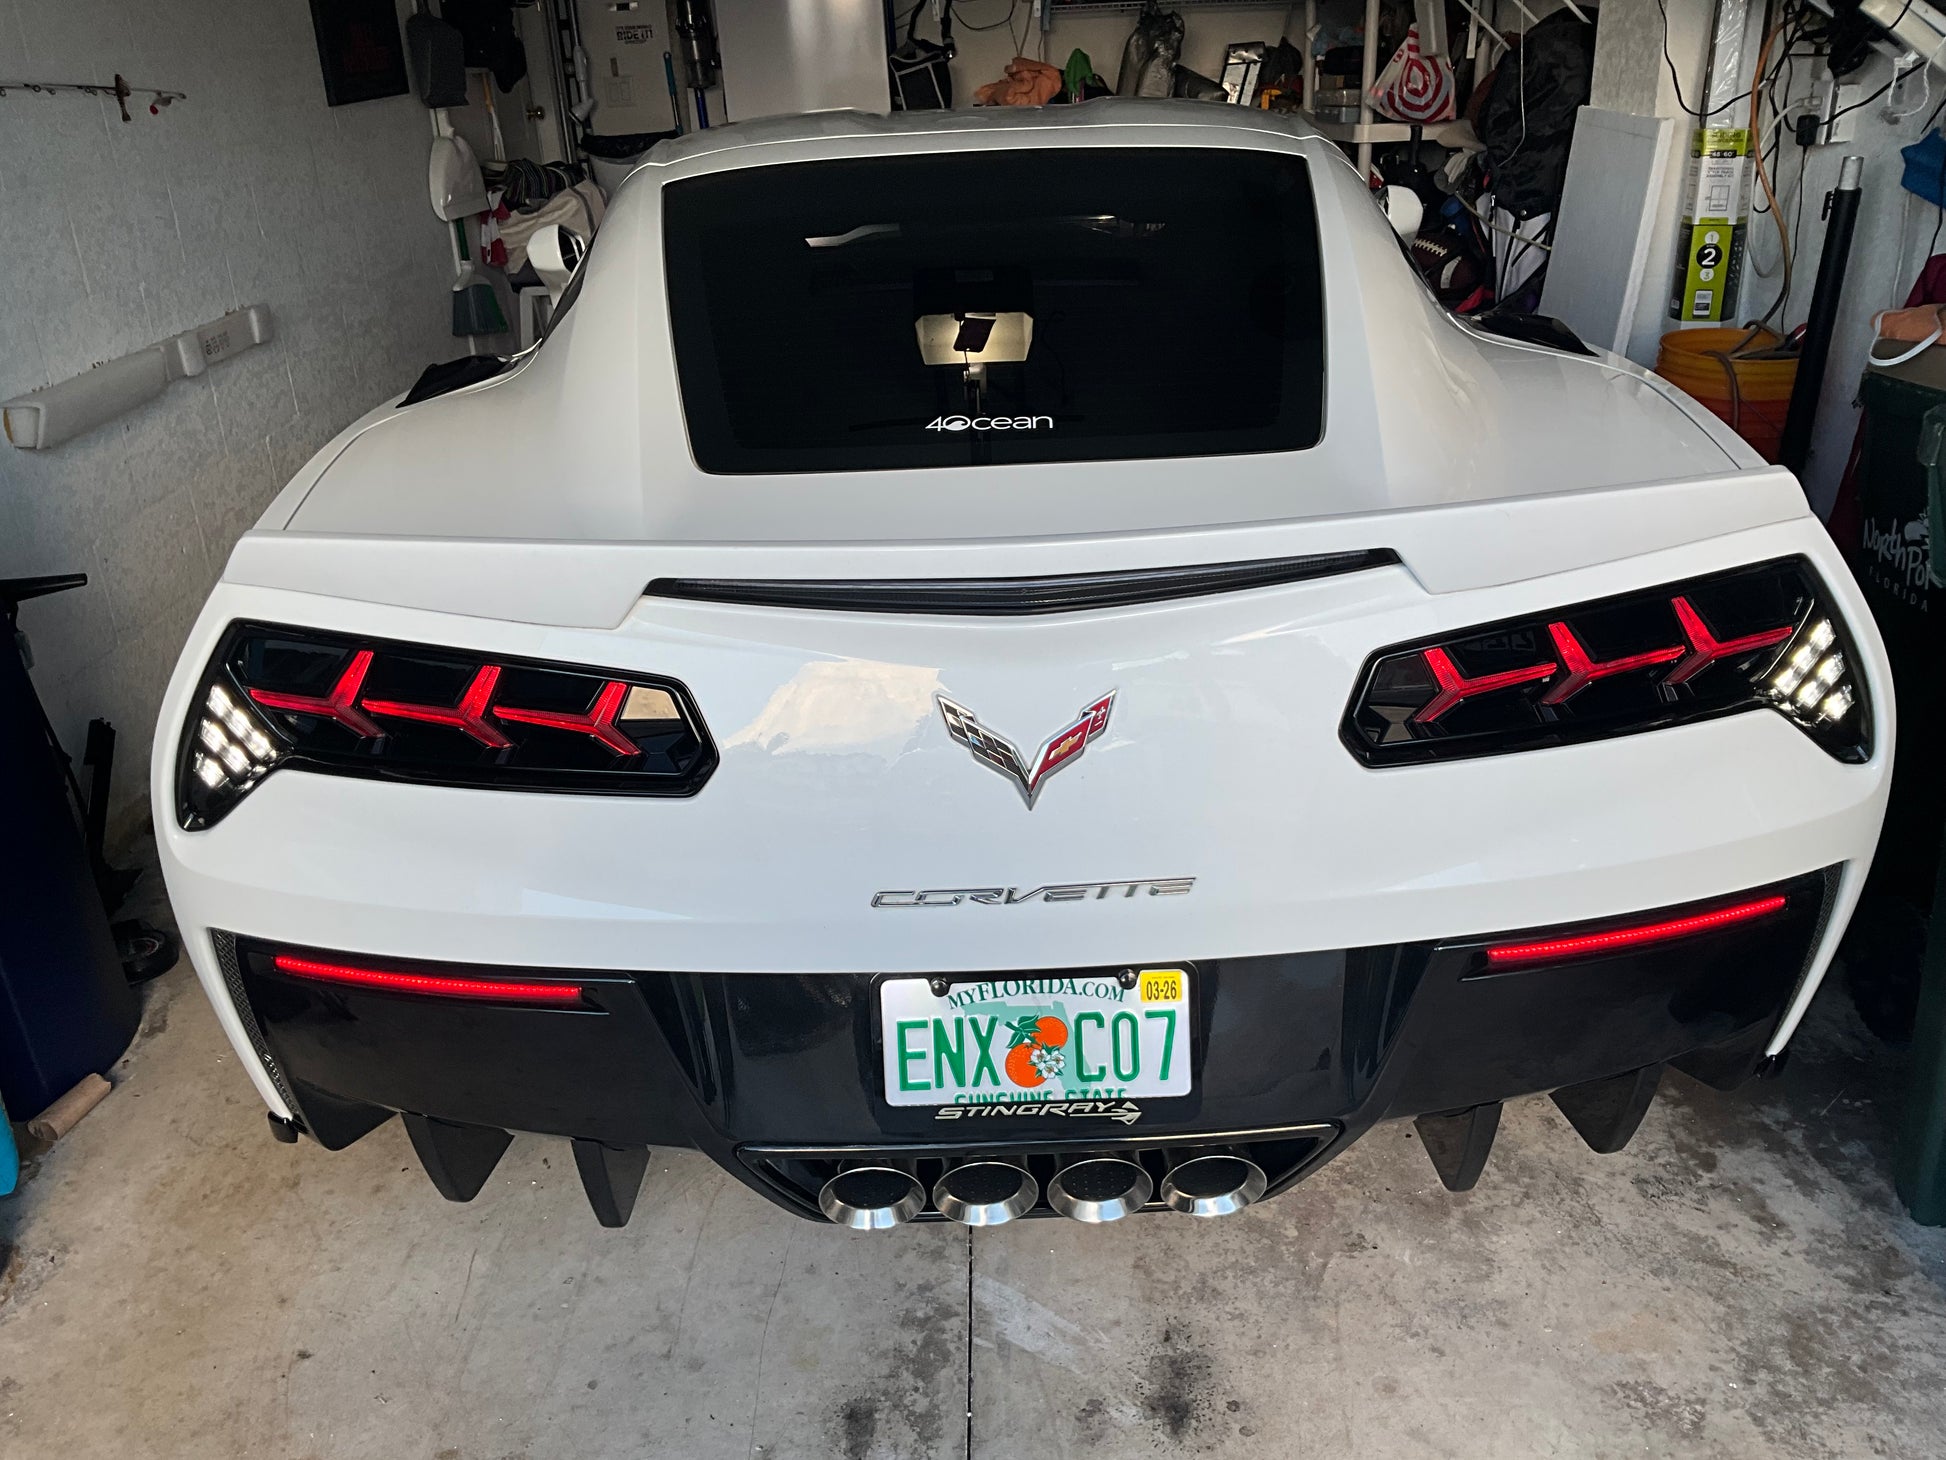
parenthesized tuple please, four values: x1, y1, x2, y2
(154, 102, 1891, 1230)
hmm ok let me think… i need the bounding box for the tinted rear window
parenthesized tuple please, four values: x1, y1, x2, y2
(662, 147, 1325, 474)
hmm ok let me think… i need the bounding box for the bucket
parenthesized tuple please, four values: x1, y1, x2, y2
(1, 1090, 15, 1197)
(1655, 326, 1798, 463)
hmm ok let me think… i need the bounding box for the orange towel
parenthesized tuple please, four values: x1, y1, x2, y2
(974, 56, 1064, 107)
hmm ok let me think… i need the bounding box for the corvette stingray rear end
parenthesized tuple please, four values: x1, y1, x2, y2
(154, 103, 1891, 1230)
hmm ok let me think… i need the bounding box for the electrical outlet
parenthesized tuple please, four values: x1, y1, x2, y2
(1815, 78, 1864, 144)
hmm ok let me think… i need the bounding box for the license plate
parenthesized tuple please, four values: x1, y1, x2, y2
(880, 968, 1191, 1108)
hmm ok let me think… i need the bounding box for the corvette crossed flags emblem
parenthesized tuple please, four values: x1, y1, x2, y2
(936, 691, 1116, 808)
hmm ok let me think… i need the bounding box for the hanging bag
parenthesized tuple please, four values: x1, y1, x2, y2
(889, 3, 955, 111)
(1117, 7, 1183, 98)
(1370, 24, 1455, 124)
(406, 1, 469, 108)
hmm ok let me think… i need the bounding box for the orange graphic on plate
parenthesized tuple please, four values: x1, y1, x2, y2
(1003, 1015, 1070, 1088)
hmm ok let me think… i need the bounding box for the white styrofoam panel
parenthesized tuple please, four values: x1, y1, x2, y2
(716, 0, 891, 122)
(1542, 107, 1674, 354)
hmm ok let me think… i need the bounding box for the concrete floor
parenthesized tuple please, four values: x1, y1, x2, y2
(5, 959, 1946, 1459)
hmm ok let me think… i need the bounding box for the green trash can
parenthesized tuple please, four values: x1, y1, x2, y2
(1849, 368, 1946, 917)
(1844, 361, 1946, 1223)
(1901, 849, 1946, 1225)
(1836, 366, 1946, 1053)
(1889, 388, 1946, 1225)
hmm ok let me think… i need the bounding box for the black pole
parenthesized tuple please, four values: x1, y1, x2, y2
(82, 718, 115, 870)
(1780, 155, 1864, 477)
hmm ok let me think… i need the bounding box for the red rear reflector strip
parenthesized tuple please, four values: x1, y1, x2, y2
(1413, 646, 1558, 724)
(250, 649, 383, 738)
(1484, 894, 1789, 968)
(272, 953, 587, 1005)
(362, 664, 513, 749)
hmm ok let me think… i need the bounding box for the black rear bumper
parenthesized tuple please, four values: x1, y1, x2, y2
(215, 867, 1836, 1223)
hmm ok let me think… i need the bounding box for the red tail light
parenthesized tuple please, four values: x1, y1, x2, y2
(1538, 621, 1684, 706)
(1484, 894, 1789, 968)
(272, 953, 588, 1005)
(1664, 596, 1793, 686)
(178, 623, 716, 829)
(246, 648, 383, 738)
(1416, 646, 1557, 723)
(493, 679, 642, 756)
(358, 664, 513, 748)
(1342, 558, 1870, 766)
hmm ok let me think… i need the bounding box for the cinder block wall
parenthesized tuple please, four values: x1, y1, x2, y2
(0, 0, 456, 828)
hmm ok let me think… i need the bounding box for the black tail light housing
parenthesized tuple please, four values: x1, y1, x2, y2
(1342, 558, 1871, 766)
(177, 623, 716, 828)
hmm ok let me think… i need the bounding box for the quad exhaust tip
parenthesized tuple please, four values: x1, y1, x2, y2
(1160, 1152, 1267, 1217)
(1046, 1154, 1153, 1223)
(818, 1163, 926, 1230)
(817, 1148, 1272, 1227)
(933, 1159, 1038, 1226)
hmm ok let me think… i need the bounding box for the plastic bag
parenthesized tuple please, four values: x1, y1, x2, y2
(1173, 65, 1226, 102)
(1370, 24, 1455, 124)
(1117, 8, 1184, 99)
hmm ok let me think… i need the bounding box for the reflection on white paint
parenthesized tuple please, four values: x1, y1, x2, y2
(724, 660, 941, 759)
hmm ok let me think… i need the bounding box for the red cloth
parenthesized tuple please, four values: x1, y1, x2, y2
(1907, 254, 1946, 308)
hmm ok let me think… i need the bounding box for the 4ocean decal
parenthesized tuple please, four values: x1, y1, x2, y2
(925, 414, 1053, 432)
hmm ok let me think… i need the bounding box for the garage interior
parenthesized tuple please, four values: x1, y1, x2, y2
(5, 1, 1946, 1456)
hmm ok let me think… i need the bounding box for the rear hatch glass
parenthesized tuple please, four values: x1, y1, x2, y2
(662, 146, 1325, 474)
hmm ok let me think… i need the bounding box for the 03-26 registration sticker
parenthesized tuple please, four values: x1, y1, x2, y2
(879, 969, 1191, 1109)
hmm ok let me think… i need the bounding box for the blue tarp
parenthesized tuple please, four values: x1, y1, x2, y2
(1903, 129, 1946, 210)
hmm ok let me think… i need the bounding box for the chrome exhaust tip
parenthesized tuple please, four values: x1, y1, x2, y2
(932, 1159, 1038, 1226)
(1160, 1151, 1267, 1217)
(818, 1162, 926, 1230)
(1046, 1155, 1152, 1223)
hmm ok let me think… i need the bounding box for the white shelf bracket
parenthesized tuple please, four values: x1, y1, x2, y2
(2, 305, 273, 451)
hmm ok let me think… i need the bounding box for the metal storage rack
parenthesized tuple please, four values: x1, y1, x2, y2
(1299, 0, 1413, 174)
(1042, 1, 1294, 17)
(1298, 0, 1523, 175)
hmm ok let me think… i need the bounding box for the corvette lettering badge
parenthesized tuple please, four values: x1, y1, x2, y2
(937, 691, 1115, 807)
(871, 879, 1194, 908)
